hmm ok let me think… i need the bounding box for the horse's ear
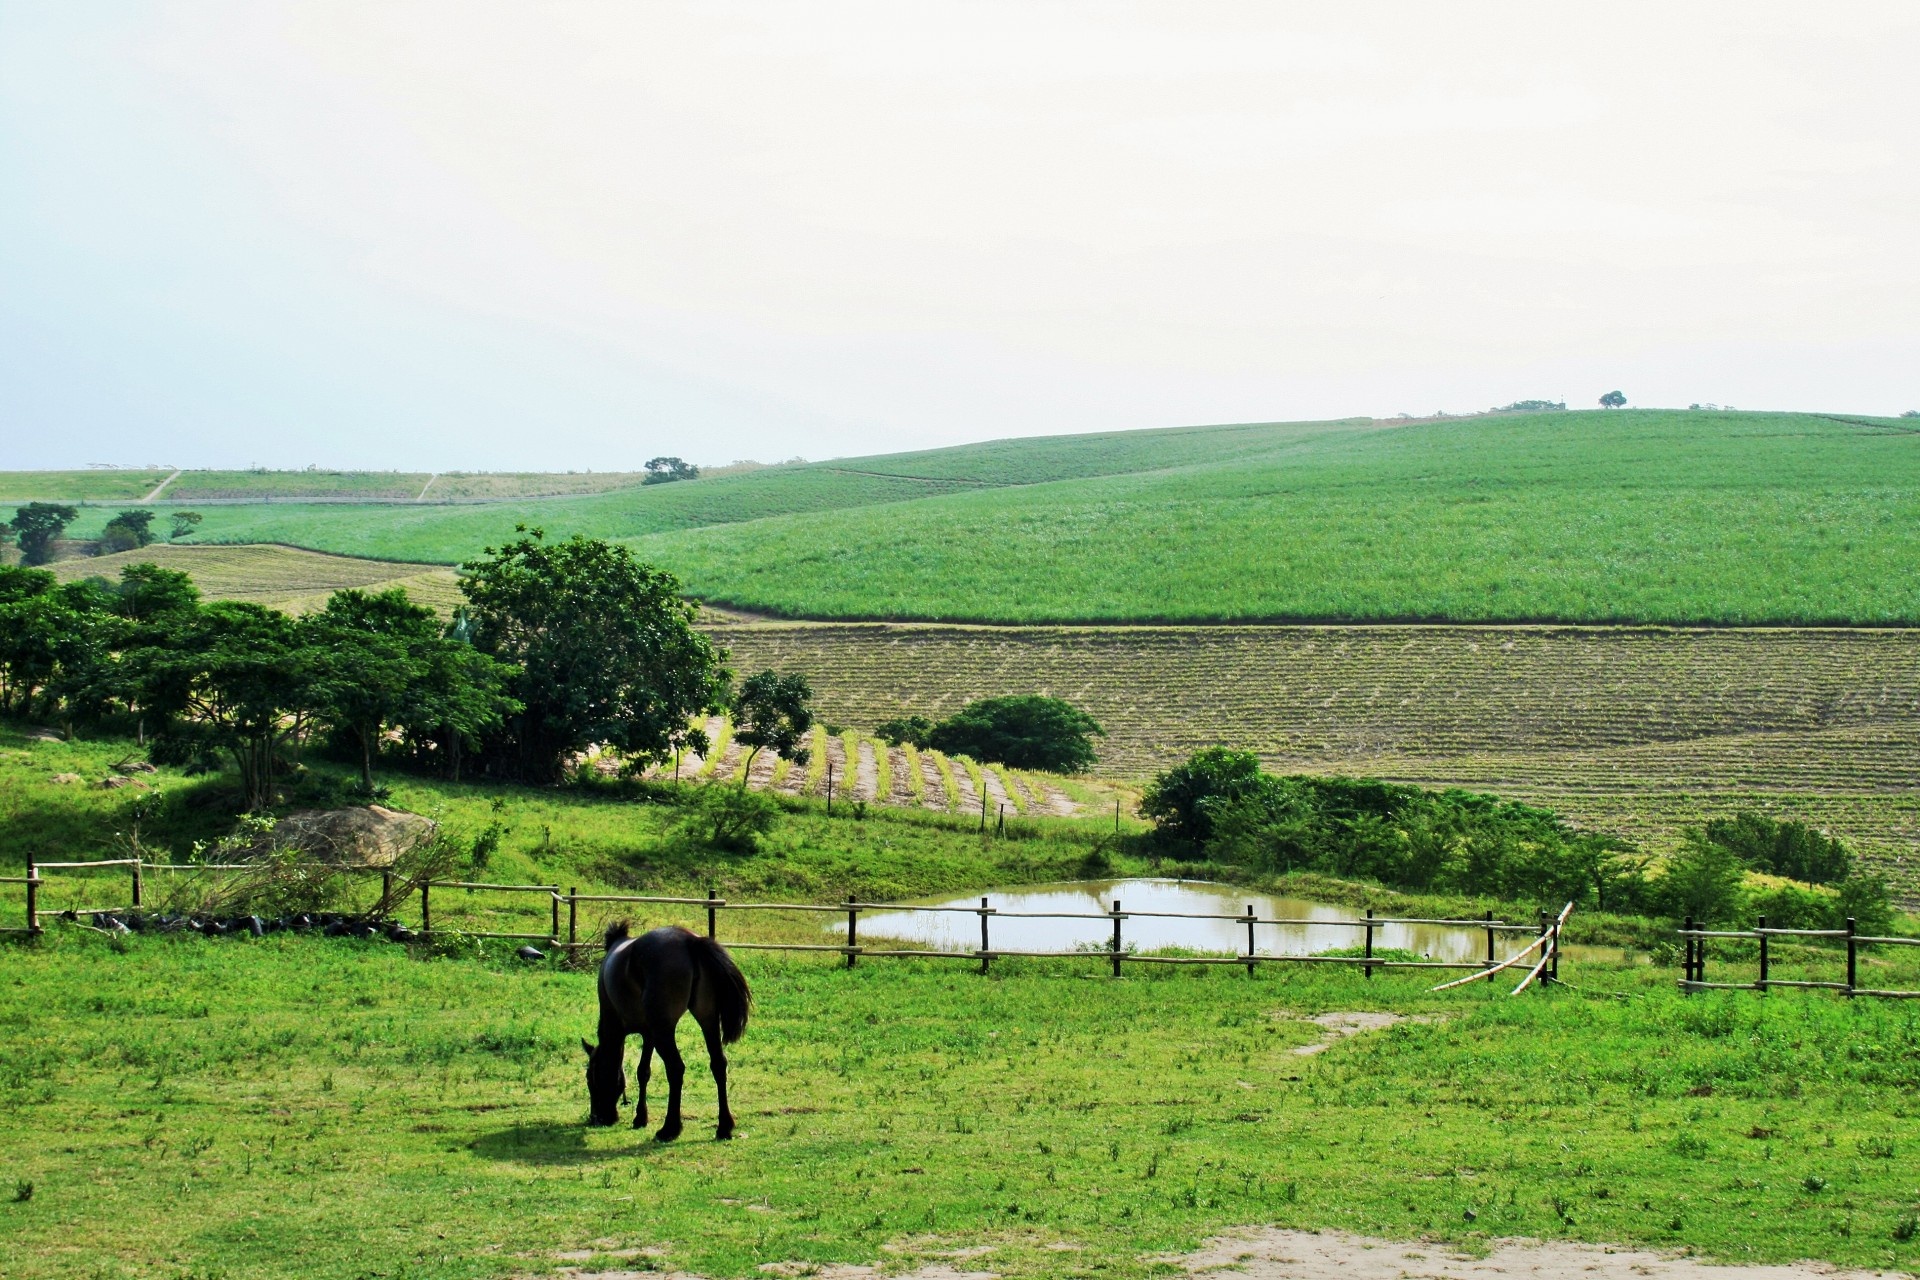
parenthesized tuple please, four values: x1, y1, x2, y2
(581, 1038, 595, 1059)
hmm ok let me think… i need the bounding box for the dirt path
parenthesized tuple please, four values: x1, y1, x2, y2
(536, 1228, 1886, 1280)
(886, 746, 916, 806)
(978, 764, 1013, 818)
(745, 744, 779, 789)
(820, 734, 849, 799)
(853, 739, 879, 803)
(917, 753, 948, 812)
(1178, 1229, 1888, 1280)
(946, 756, 980, 818)
(1031, 781, 1079, 817)
(138, 468, 180, 504)
(415, 473, 437, 501)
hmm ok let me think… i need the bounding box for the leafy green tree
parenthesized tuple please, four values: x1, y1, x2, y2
(643, 456, 700, 485)
(1656, 832, 1747, 924)
(683, 785, 781, 852)
(98, 509, 157, 554)
(1139, 746, 1269, 846)
(926, 696, 1103, 773)
(0, 567, 93, 715)
(1702, 812, 1851, 885)
(874, 714, 935, 748)
(457, 529, 731, 782)
(731, 670, 813, 784)
(1599, 390, 1627, 408)
(122, 602, 313, 810)
(168, 510, 203, 541)
(10, 503, 79, 565)
(112, 563, 201, 622)
(304, 588, 518, 790)
(1834, 872, 1895, 936)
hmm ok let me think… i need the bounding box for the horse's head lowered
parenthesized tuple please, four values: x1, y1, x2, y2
(582, 1038, 625, 1126)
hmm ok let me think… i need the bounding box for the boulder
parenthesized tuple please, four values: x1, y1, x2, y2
(266, 805, 438, 868)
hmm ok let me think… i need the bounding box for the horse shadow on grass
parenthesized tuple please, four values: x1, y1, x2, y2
(470, 1120, 708, 1166)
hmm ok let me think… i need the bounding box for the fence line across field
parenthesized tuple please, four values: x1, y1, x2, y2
(1677, 913, 1920, 1000)
(7, 854, 1568, 989)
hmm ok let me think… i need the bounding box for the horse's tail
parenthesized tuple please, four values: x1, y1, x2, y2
(689, 934, 752, 1044)
(604, 919, 631, 951)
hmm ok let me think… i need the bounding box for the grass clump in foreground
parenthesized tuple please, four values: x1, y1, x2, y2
(3, 935, 1920, 1280)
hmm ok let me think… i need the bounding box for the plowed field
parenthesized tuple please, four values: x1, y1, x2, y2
(714, 620, 1920, 891)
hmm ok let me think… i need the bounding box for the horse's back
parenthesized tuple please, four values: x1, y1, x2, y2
(599, 926, 700, 1033)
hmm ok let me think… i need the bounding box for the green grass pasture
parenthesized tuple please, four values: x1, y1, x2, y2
(2, 935, 1919, 1280)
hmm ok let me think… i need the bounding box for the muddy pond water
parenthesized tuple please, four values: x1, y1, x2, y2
(844, 878, 1532, 964)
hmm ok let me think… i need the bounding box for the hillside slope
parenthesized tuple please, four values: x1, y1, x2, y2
(637, 410, 1920, 624)
(16, 409, 1918, 625)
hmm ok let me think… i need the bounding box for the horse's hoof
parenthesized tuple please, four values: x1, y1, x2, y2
(631, 1115, 647, 1130)
(586, 1116, 613, 1128)
(716, 1128, 734, 1141)
(654, 1124, 682, 1142)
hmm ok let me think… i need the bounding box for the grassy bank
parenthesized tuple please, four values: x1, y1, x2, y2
(3, 934, 1920, 1280)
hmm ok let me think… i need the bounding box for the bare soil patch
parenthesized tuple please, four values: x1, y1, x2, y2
(1178, 1229, 1891, 1280)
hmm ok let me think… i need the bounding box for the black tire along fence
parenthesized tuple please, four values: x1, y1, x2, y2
(5, 853, 1572, 993)
(1678, 914, 1920, 999)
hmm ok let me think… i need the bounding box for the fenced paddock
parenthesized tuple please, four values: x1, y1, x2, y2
(1678, 913, 1920, 999)
(4, 854, 1571, 990)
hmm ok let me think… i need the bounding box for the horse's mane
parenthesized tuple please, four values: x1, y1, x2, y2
(604, 919, 631, 950)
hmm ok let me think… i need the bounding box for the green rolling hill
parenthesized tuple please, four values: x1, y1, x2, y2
(13, 408, 1919, 624)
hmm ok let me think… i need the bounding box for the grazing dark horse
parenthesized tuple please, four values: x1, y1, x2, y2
(582, 921, 752, 1140)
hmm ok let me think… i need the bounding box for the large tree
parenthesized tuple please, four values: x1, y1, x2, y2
(457, 529, 731, 782)
(304, 588, 518, 790)
(10, 503, 79, 565)
(122, 602, 313, 810)
(98, 509, 157, 553)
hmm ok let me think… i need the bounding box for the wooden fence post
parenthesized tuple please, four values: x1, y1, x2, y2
(550, 890, 561, 943)
(846, 896, 857, 969)
(132, 859, 143, 909)
(1550, 913, 1561, 982)
(1244, 904, 1256, 977)
(1681, 915, 1694, 992)
(1756, 914, 1769, 995)
(707, 887, 718, 939)
(420, 879, 432, 936)
(1110, 899, 1122, 978)
(826, 762, 834, 817)
(1483, 909, 1494, 981)
(979, 897, 990, 975)
(568, 888, 578, 948)
(1363, 908, 1374, 980)
(1845, 918, 1857, 997)
(381, 871, 393, 916)
(25, 852, 40, 936)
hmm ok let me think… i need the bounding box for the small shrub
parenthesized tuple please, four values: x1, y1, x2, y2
(683, 785, 779, 853)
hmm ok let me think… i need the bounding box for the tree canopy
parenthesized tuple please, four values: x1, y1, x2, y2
(643, 456, 700, 485)
(925, 695, 1103, 772)
(731, 669, 814, 783)
(10, 502, 79, 565)
(457, 529, 731, 782)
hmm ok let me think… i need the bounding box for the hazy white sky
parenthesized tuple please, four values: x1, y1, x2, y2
(3, 2, 1917, 470)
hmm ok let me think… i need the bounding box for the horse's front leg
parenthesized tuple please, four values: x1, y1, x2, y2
(631, 1038, 654, 1130)
(654, 1031, 685, 1142)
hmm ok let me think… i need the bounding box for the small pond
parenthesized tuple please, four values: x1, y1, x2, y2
(845, 878, 1530, 964)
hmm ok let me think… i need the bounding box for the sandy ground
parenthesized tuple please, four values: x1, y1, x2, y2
(854, 740, 879, 803)
(918, 753, 949, 812)
(1175, 1229, 1895, 1280)
(530, 1229, 1896, 1280)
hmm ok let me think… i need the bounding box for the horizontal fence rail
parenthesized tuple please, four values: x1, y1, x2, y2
(1678, 913, 1920, 1000)
(6, 857, 1568, 990)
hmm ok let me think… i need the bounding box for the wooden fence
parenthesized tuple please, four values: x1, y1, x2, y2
(5, 854, 1569, 989)
(1678, 914, 1920, 999)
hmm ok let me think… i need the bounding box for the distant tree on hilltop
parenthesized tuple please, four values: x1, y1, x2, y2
(643, 456, 700, 485)
(1599, 390, 1628, 409)
(98, 509, 157, 554)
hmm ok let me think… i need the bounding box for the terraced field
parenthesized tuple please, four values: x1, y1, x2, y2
(625, 715, 1110, 821)
(714, 620, 1920, 892)
(47, 544, 464, 615)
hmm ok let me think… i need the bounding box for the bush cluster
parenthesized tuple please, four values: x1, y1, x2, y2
(1140, 748, 1896, 928)
(876, 696, 1102, 772)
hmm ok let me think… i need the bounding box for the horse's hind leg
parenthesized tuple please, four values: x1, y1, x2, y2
(631, 1038, 654, 1130)
(701, 1016, 735, 1140)
(653, 1030, 686, 1142)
